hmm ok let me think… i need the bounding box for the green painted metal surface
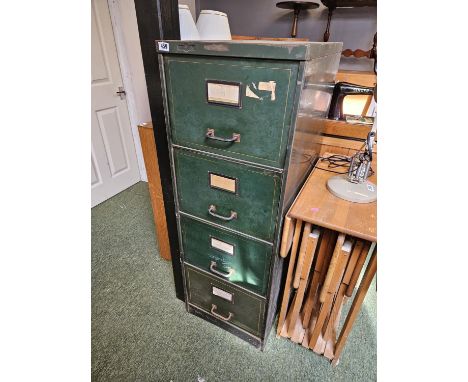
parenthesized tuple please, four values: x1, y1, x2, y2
(157, 40, 343, 61)
(165, 55, 298, 168)
(159, 40, 342, 347)
(185, 265, 265, 337)
(174, 148, 281, 242)
(180, 215, 272, 296)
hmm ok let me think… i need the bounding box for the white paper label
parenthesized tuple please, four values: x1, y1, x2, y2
(158, 41, 169, 52)
(245, 85, 261, 99)
(207, 82, 240, 105)
(211, 237, 234, 255)
(210, 173, 236, 193)
(212, 286, 232, 302)
(258, 81, 277, 101)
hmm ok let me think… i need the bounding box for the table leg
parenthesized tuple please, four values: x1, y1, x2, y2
(276, 219, 303, 337)
(332, 249, 377, 365)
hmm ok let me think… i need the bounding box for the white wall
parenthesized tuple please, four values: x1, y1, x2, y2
(198, 0, 376, 71)
(179, 0, 196, 20)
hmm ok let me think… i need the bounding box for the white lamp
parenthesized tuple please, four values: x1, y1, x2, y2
(178, 4, 200, 40)
(196, 10, 231, 40)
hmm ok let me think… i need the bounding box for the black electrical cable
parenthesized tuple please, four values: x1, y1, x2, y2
(319, 143, 374, 176)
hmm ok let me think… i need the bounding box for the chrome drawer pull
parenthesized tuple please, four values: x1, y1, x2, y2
(208, 205, 237, 221)
(206, 129, 240, 143)
(211, 304, 233, 321)
(210, 261, 235, 278)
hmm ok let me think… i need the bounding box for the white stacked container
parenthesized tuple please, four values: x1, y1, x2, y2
(178, 4, 200, 40)
(196, 10, 231, 40)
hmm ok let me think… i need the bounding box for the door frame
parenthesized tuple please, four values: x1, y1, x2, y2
(106, 0, 147, 181)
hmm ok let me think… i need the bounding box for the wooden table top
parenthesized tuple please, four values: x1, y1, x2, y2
(288, 152, 377, 242)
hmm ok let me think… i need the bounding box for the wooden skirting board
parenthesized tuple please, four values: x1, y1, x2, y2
(138, 122, 171, 261)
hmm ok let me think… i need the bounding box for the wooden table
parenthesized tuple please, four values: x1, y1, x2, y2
(290, 154, 377, 242)
(277, 152, 377, 365)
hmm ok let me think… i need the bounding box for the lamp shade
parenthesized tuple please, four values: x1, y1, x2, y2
(196, 10, 231, 40)
(178, 4, 200, 40)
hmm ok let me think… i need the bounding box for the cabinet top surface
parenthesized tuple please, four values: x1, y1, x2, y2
(156, 40, 343, 61)
(288, 152, 377, 242)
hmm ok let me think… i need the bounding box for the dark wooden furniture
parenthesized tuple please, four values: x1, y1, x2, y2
(321, 0, 377, 42)
(277, 151, 376, 364)
(138, 122, 171, 261)
(157, 40, 342, 349)
(276, 1, 320, 37)
(134, 0, 184, 300)
(322, 70, 376, 139)
(342, 33, 377, 73)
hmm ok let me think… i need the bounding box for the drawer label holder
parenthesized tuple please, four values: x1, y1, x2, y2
(206, 80, 242, 108)
(210, 237, 235, 255)
(209, 172, 237, 194)
(212, 286, 233, 302)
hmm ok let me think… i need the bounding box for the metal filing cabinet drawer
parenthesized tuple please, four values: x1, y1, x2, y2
(180, 215, 272, 296)
(174, 148, 281, 242)
(164, 55, 299, 168)
(185, 264, 265, 337)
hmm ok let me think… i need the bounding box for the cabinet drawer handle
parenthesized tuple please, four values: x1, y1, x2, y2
(210, 261, 235, 278)
(206, 129, 240, 143)
(211, 304, 233, 321)
(208, 205, 237, 221)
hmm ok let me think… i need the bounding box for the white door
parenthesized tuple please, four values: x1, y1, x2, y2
(91, 0, 140, 207)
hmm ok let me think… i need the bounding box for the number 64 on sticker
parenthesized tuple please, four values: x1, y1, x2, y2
(158, 41, 169, 52)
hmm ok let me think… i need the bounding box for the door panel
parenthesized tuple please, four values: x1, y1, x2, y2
(91, 0, 140, 207)
(165, 56, 298, 168)
(96, 107, 129, 175)
(91, 153, 100, 186)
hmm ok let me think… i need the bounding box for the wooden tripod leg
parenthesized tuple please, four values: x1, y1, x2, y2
(332, 250, 377, 365)
(308, 296, 333, 350)
(309, 236, 350, 349)
(302, 229, 332, 328)
(305, 230, 337, 327)
(322, 240, 363, 356)
(280, 216, 295, 258)
(346, 241, 371, 297)
(323, 283, 347, 359)
(276, 219, 303, 337)
(319, 239, 352, 341)
(320, 234, 346, 303)
(287, 229, 321, 336)
(302, 270, 321, 329)
(293, 223, 312, 288)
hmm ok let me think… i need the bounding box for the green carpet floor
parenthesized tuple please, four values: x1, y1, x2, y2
(92, 182, 376, 381)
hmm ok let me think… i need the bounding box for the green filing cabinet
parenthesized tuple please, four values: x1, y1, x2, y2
(157, 40, 342, 349)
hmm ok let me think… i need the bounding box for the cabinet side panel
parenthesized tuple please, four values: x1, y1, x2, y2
(282, 51, 342, 211)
